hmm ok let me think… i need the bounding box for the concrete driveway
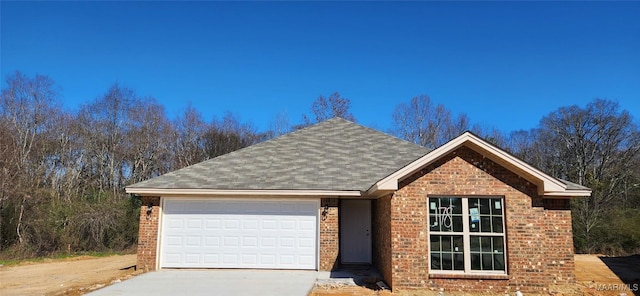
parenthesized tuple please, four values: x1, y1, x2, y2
(87, 269, 318, 296)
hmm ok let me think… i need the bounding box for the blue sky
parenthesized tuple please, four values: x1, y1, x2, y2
(2, 1, 639, 133)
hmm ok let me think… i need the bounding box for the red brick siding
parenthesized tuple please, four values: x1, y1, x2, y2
(320, 198, 339, 271)
(373, 195, 393, 288)
(137, 196, 160, 272)
(544, 208, 575, 285)
(389, 146, 575, 293)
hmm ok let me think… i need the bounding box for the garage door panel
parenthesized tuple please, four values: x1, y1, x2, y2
(224, 236, 239, 247)
(262, 219, 277, 229)
(300, 220, 315, 230)
(242, 254, 257, 264)
(261, 237, 276, 247)
(280, 237, 295, 248)
(166, 235, 182, 246)
(185, 236, 201, 246)
(204, 254, 219, 264)
(280, 255, 295, 265)
(185, 253, 200, 264)
(204, 236, 220, 247)
(223, 254, 238, 264)
(243, 219, 258, 229)
(166, 201, 304, 215)
(160, 199, 318, 269)
(187, 219, 202, 228)
(299, 255, 314, 264)
(165, 218, 184, 229)
(299, 237, 314, 248)
(205, 219, 221, 229)
(224, 219, 240, 229)
(261, 255, 276, 264)
(242, 237, 258, 247)
(281, 220, 296, 230)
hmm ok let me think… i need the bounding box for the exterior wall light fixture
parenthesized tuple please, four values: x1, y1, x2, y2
(321, 204, 329, 221)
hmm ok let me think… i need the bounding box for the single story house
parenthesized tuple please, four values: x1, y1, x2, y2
(126, 118, 591, 293)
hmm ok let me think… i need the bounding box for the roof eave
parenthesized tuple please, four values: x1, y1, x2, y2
(125, 187, 364, 198)
(365, 184, 394, 198)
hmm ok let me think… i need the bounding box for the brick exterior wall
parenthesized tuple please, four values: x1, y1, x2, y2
(386, 146, 575, 293)
(373, 196, 393, 288)
(137, 196, 160, 272)
(543, 201, 575, 286)
(320, 198, 340, 271)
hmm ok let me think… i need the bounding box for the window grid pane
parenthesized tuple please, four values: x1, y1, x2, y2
(428, 197, 507, 274)
(470, 235, 506, 271)
(429, 197, 463, 232)
(469, 198, 503, 233)
(430, 235, 464, 271)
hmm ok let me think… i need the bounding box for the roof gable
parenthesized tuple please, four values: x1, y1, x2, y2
(127, 118, 430, 195)
(368, 132, 591, 197)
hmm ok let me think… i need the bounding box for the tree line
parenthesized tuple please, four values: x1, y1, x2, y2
(1, 71, 638, 259)
(0, 72, 267, 257)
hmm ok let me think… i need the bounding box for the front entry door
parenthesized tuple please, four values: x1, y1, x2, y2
(340, 199, 372, 264)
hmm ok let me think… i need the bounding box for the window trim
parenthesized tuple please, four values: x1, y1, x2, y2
(427, 196, 508, 276)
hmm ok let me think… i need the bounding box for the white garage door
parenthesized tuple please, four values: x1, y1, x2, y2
(160, 199, 318, 269)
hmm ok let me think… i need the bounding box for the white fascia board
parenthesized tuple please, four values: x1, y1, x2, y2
(364, 185, 394, 198)
(370, 132, 574, 196)
(544, 190, 592, 197)
(125, 187, 363, 198)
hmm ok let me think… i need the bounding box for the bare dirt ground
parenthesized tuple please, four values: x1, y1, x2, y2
(0, 254, 139, 296)
(0, 254, 637, 296)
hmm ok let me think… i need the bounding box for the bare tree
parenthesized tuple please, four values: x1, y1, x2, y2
(543, 100, 639, 252)
(126, 98, 173, 183)
(268, 110, 291, 138)
(171, 104, 208, 169)
(470, 124, 508, 148)
(391, 95, 469, 149)
(0, 116, 19, 250)
(203, 112, 262, 159)
(509, 99, 640, 253)
(0, 74, 185, 255)
(299, 92, 355, 128)
(48, 111, 86, 201)
(0, 71, 58, 171)
(77, 83, 136, 197)
(0, 71, 60, 247)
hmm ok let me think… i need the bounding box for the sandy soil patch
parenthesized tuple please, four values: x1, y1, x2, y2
(0, 254, 138, 296)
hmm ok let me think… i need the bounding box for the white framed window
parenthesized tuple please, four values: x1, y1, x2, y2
(428, 196, 507, 275)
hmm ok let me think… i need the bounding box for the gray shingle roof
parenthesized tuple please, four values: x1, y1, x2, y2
(558, 178, 591, 191)
(128, 118, 430, 192)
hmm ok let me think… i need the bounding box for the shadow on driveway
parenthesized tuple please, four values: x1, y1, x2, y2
(599, 255, 640, 296)
(87, 269, 318, 296)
